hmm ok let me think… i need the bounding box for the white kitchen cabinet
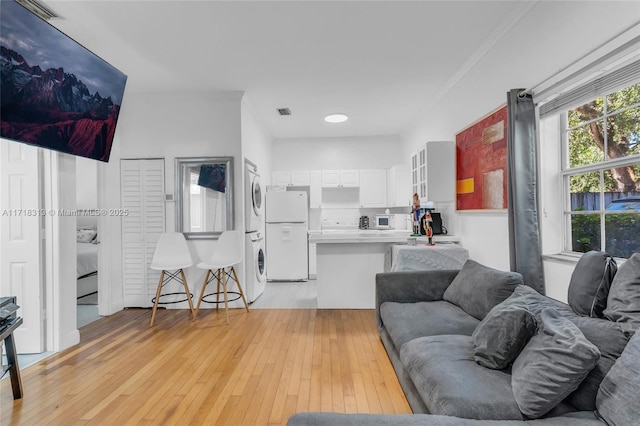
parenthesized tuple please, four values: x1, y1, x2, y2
(411, 152, 419, 198)
(321, 170, 340, 187)
(272, 171, 291, 186)
(291, 170, 310, 186)
(271, 170, 310, 186)
(388, 164, 411, 207)
(410, 141, 455, 202)
(359, 169, 387, 208)
(309, 170, 322, 208)
(340, 170, 360, 187)
(321, 169, 359, 187)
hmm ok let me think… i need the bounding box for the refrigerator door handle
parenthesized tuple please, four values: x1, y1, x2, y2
(281, 226, 291, 241)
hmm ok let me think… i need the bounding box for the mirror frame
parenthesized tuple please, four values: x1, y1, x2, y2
(175, 156, 234, 240)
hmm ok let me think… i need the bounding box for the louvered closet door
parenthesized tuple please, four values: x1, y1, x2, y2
(121, 159, 165, 307)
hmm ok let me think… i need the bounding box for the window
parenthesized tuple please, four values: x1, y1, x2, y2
(562, 82, 640, 258)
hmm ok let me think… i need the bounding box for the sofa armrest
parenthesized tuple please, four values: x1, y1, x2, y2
(376, 269, 460, 328)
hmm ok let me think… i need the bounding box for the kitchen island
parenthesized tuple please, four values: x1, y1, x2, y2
(308, 230, 461, 309)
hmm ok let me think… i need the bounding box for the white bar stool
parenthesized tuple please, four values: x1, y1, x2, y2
(149, 232, 196, 326)
(194, 230, 249, 324)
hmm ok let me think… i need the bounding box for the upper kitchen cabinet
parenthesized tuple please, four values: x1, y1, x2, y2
(359, 169, 387, 208)
(411, 141, 455, 202)
(321, 170, 359, 188)
(387, 164, 411, 208)
(272, 170, 310, 186)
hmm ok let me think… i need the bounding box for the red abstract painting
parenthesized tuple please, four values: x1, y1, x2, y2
(455, 105, 508, 211)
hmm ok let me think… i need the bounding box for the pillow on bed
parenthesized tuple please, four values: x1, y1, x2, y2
(77, 229, 97, 243)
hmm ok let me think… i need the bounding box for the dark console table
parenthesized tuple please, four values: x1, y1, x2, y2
(1, 296, 23, 399)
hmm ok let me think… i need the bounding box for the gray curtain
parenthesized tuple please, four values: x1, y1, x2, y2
(507, 89, 545, 294)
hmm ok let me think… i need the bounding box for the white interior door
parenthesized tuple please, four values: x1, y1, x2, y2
(0, 140, 44, 353)
(121, 159, 165, 307)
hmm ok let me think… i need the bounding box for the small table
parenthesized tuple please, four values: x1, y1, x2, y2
(1, 296, 23, 399)
(390, 243, 469, 272)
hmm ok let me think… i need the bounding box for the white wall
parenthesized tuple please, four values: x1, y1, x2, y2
(96, 90, 244, 313)
(43, 151, 80, 351)
(75, 157, 97, 210)
(400, 2, 640, 300)
(241, 95, 274, 183)
(271, 135, 405, 172)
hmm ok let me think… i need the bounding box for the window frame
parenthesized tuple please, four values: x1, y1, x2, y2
(559, 86, 640, 257)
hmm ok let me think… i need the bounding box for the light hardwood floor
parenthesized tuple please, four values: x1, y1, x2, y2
(1, 308, 411, 425)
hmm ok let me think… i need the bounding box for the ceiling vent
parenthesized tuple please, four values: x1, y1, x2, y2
(16, 0, 62, 20)
(277, 108, 292, 116)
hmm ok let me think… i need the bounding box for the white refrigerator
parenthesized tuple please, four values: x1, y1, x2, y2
(265, 191, 309, 281)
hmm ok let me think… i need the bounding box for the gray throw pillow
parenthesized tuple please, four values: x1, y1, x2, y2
(603, 253, 640, 330)
(443, 259, 523, 320)
(596, 330, 640, 426)
(511, 308, 601, 419)
(472, 302, 537, 370)
(567, 250, 617, 318)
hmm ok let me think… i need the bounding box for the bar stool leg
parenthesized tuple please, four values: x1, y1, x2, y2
(194, 269, 211, 320)
(180, 268, 195, 319)
(215, 268, 222, 310)
(230, 266, 249, 313)
(150, 270, 165, 326)
(221, 267, 230, 324)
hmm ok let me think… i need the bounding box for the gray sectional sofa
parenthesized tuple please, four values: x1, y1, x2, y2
(288, 252, 640, 425)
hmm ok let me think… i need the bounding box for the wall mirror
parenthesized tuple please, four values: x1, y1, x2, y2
(175, 156, 234, 239)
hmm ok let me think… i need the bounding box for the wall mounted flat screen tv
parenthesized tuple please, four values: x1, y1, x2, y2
(0, 0, 127, 162)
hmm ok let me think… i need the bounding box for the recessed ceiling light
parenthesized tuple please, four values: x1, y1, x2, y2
(324, 113, 348, 123)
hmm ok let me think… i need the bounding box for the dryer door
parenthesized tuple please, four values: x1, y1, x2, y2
(251, 175, 263, 216)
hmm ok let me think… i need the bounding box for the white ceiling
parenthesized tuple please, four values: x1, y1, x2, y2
(43, 1, 640, 140)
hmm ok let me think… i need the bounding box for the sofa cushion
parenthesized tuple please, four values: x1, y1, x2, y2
(499, 285, 630, 411)
(603, 253, 640, 330)
(596, 330, 640, 426)
(564, 315, 631, 411)
(399, 335, 523, 420)
(511, 309, 601, 419)
(505, 285, 575, 318)
(567, 250, 617, 318)
(380, 301, 479, 350)
(472, 302, 537, 370)
(442, 260, 523, 320)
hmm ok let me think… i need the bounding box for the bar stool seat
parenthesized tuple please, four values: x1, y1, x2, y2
(194, 230, 249, 324)
(149, 232, 195, 326)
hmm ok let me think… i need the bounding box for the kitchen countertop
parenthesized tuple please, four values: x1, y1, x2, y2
(308, 229, 460, 244)
(311, 230, 462, 308)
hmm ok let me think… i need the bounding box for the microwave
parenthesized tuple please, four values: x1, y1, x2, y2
(375, 214, 392, 229)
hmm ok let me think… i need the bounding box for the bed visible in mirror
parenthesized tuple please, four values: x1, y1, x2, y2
(77, 223, 98, 302)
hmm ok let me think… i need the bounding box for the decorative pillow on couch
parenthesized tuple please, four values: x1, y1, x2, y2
(603, 253, 640, 330)
(567, 250, 617, 318)
(443, 259, 523, 320)
(511, 308, 601, 419)
(472, 300, 537, 370)
(596, 329, 640, 426)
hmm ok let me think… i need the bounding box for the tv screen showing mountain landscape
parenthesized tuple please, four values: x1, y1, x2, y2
(0, 0, 127, 162)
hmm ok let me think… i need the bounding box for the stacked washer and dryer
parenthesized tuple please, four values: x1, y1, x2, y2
(244, 160, 266, 303)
